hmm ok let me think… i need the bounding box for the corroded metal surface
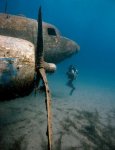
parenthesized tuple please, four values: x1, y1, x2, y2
(35, 7, 53, 149)
(0, 13, 80, 99)
(0, 35, 35, 99)
(39, 68, 53, 150)
(0, 13, 80, 63)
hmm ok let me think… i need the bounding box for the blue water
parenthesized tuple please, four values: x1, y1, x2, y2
(0, 0, 115, 85)
(0, 0, 115, 121)
(0, 1, 115, 149)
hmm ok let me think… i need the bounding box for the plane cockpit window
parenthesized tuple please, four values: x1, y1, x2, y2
(47, 28, 57, 36)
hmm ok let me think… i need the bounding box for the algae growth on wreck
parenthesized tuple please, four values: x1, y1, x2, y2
(0, 0, 115, 150)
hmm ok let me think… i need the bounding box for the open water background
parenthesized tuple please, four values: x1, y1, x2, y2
(0, 0, 115, 149)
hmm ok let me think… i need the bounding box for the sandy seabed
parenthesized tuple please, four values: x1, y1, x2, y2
(0, 80, 115, 150)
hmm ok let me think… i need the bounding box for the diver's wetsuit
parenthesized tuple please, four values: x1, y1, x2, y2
(66, 65, 78, 95)
(67, 79, 75, 95)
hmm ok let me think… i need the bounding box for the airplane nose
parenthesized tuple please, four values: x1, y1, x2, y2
(66, 39, 80, 54)
(72, 41, 80, 53)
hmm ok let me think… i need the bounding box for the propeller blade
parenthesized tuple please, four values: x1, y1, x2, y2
(35, 7, 53, 150)
(36, 6, 44, 68)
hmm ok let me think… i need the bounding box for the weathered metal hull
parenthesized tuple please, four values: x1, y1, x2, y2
(0, 35, 35, 100)
(0, 14, 80, 63)
(0, 13, 80, 100)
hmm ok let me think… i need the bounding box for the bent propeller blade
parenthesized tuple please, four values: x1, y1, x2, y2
(35, 7, 53, 150)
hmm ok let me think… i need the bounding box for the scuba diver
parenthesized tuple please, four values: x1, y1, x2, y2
(66, 65, 78, 95)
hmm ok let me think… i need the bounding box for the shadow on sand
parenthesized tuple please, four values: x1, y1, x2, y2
(0, 97, 115, 150)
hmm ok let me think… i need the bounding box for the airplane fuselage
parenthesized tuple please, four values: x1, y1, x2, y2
(0, 14, 80, 100)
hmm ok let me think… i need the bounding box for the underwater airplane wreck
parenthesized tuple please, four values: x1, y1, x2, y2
(0, 12, 80, 100)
